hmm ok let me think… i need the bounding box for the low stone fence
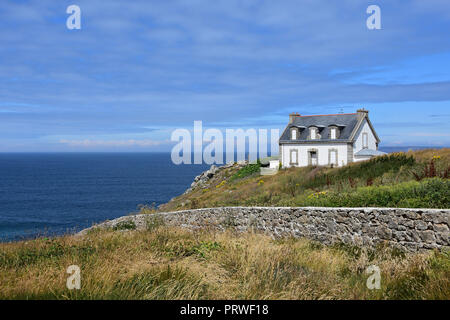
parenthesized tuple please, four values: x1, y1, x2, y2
(79, 207, 449, 252)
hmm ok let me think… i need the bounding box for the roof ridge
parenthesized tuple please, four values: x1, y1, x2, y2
(296, 113, 357, 117)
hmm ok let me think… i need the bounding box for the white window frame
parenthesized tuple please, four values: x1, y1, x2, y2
(330, 128, 337, 139)
(362, 132, 369, 149)
(310, 127, 317, 140)
(291, 128, 297, 140)
(290, 149, 299, 165)
(308, 149, 319, 166)
(329, 149, 338, 166)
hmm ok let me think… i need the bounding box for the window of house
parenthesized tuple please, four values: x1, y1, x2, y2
(290, 149, 298, 165)
(330, 127, 337, 139)
(310, 127, 317, 140)
(329, 149, 338, 166)
(362, 133, 368, 149)
(291, 128, 297, 140)
(308, 150, 318, 166)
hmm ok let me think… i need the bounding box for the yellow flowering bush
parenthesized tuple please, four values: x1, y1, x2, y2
(216, 181, 226, 188)
(307, 191, 328, 199)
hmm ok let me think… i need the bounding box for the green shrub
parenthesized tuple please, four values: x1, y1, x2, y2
(191, 241, 221, 259)
(296, 178, 449, 208)
(230, 163, 261, 181)
(0, 239, 96, 268)
(158, 238, 221, 259)
(411, 157, 450, 181)
(302, 153, 416, 190)
(113, 220, 137, 231)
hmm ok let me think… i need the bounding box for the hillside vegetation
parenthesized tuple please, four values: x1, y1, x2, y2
(158, 149, 450, 212)
(1, 226, 448, 300)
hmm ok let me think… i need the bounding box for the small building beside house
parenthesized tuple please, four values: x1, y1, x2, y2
(279, 109, 386, 168)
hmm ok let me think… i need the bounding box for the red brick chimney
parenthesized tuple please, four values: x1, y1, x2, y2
(289, 112, 300, 124)
(357, 108, 369, 121)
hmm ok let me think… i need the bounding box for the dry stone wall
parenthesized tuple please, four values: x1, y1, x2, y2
(80, 207, 449, 252)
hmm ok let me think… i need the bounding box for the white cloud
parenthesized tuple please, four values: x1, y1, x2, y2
(59, 139, 171, 147)
(408, 133, 450, 137)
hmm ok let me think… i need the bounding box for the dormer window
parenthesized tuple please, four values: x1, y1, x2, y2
(309, 127, 318, 140)
(291, 128, 297, 140)
(330, 128, 336, 139)
(330, 126, 339, 139)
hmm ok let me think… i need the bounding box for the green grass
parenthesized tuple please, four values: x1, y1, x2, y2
(290, 178, 449, 208)
(300, 153, 416, 190)
(1, 227, 448, 300)
(230, 163, 261, 181)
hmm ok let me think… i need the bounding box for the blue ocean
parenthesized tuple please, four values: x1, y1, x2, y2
(0, 153, 208, 242)
(0, 147, 436, 242)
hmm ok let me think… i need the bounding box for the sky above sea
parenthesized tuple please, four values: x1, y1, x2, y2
(0, 0, 450, 152)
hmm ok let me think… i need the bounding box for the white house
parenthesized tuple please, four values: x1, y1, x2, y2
(279, 109, 386, 168)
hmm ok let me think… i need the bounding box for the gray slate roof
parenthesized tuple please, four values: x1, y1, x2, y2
(279, 113, 359, 143)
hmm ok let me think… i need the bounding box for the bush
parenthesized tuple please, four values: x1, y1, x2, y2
(113, 220, 137, 231)
(230, 163, 261, 181)
(296, 178, 449, 208)
(302, 153, 416, 190)
(411, 157, 449, 181)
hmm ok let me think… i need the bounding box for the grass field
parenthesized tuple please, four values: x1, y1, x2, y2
(1, 226, 448, 300)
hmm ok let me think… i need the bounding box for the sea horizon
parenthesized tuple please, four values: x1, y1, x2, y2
(0, 145, 446, 242)
(0, 145, 447, 154)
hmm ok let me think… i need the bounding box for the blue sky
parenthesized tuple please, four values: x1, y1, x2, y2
(1, 0, 449, 152)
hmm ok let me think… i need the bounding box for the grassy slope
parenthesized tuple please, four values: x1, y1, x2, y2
(1, 227, 448, 300)
(158, 148, 450, 212)
(1, 149, 449, 300)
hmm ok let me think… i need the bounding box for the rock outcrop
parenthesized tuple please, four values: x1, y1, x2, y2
(183, 160, 248, 194)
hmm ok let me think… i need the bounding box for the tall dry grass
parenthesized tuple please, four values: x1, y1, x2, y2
(1, 226, 448, 300)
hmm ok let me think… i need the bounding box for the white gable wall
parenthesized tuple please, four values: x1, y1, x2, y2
(353, 120, 378, 162)
(280, 143, 349, 168)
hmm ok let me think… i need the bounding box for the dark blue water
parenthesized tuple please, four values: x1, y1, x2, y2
(0, 153, 208, 242)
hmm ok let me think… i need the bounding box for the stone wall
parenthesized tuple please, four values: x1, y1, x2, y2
(80, 207, 449, 252)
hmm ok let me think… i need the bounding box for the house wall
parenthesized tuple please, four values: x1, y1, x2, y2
(354, 155, 372, 162)
(269, 160, 280, 169)
(280, 143, 348, 168)
(353, 120, 378, 162)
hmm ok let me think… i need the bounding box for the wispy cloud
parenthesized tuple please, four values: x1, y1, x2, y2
(408, 133, 450, 137)
(59, 139, 171, 147)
